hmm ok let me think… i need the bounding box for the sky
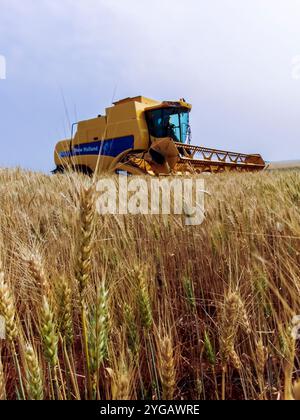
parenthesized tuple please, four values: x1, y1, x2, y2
(0, 0, 300, 172)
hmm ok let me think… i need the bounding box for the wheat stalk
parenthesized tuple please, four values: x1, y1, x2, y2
(284, 336, 296, 401)
(0, 356, 6, 400)
(76, 184, 96, 400)
(292, 379, 300, 401)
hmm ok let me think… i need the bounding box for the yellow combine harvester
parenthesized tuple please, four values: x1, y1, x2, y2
(54, 96, 265, 175)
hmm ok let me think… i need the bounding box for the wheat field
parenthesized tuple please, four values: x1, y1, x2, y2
(0, 168, 299, 400)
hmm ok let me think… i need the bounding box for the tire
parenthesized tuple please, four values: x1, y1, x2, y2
(52, 166, 65, 175)
(74, 165, 93, 176)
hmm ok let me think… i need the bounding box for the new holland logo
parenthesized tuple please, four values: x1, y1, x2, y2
(59, 136, 134, 159)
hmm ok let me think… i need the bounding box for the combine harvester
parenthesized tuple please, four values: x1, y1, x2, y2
(54, 96, 265, 175)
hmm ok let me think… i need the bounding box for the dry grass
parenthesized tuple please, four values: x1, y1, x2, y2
(267, 161, 300, 170)
(0, 168, 299, 400)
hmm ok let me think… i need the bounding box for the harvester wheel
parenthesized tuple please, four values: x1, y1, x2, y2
(110, 149, 149, 175)
(52, 165, 93, 176)
(74, 165, 93, 176)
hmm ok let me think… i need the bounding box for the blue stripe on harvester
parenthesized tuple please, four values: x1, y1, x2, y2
(59, 135, 134, 158)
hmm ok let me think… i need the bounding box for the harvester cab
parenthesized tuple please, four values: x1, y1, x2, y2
(54, 96, 265, 175)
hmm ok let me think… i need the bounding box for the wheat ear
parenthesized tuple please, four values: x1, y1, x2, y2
(124, 304, 139, 355)
(256, 338, 268, 377)
(158, 335, 176, 400)
(0, 271, 26, 399)
(77, 185, 96, 296)
(24, 252, 50, 296)
(40, 296, 58, 368)
(110, 353, 133, 401)
(137, 269, 153, 331)
(114, 372, 130, 400)
(0, 272, 17, 343)
(25, 344, 44, 400)
(89, 282, 109, 397)
(221, 292, 248, 370)
(59, 279, 74, 345)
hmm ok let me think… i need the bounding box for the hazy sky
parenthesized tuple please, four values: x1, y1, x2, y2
(0, 0, 300, 172)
